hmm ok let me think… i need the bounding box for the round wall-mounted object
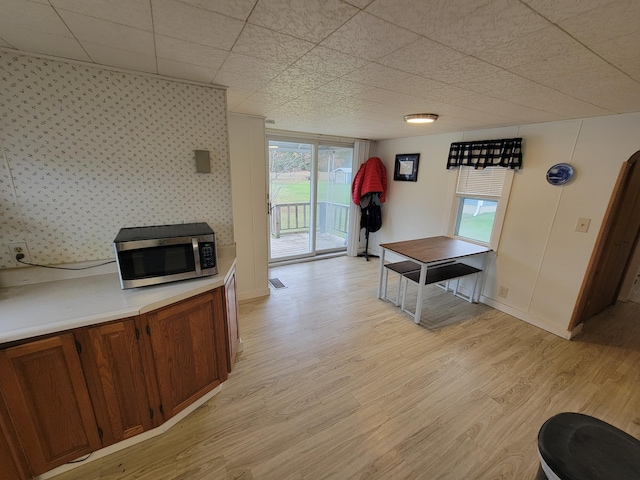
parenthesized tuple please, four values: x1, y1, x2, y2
(546, 163, 574, 185)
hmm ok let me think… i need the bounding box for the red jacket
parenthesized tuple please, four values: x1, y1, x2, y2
(352, 157, 387, 205)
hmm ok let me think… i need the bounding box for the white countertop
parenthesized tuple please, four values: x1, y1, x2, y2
(0, 255, 236, 344)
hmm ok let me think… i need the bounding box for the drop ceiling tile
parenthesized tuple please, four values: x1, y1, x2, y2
(297, 89, 353, 107)
(214, 70, 270, 92)
(82, 42, 157, 73)
(430, 86, 562, 123)
(292, 47, 368, 77)
(0, 27, 90, 61)
(590, 31, 640, 81)
(50, 0, 152, 31)
(365, 0, 491, 37)
(0, 0, 74, 36)
(259, 73, 331, 98)
(151, 0, 244, 50)
(320, 11, 418, 61)
(219, 53, 288, 81)
(474, 25, 584, 70)
(468, 104, 558, 124)
(522, 0, 619, 23)
(248, 0, 358, 43)
(155, 35, 228, 68)
(376, 37, 466, 76)
(429, 0, 551, 54)
(266, 67, 334, 91)
(554, 67, 640, 112)
(351, 85, 435, 110)
(59, 11, 154, 55)
(271, 98, 325, 114)
(234, 91, 295, 115)
(559, 0, 640, 45)
(389, 75, 453, 100)
(424, 57, 509, 86)
(316, 78, 368, 97)
(348, 62, 413, 89)
(511, 90, 613, 118)
(226, 88, 254, 100)
(226, 88, 254, 109)
(344, 0, 373, 7)
(509, 48, 612, 85)
(157, 58, 220, 83)
(232, 23, 315, 64)
(176, 0, 257, 20)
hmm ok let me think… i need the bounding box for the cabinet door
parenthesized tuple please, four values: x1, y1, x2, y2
(224, 269, 240, 372)
(0, 334, 101, 476)
(78, 319, 154, 447)
(144, 290, 228, 419)
(0, 392, 31, 480)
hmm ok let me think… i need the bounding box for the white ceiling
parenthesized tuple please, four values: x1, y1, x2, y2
(2, 0, 640, 140)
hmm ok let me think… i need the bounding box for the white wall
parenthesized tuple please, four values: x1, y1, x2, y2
(228, 113, 270, 300)
(0, 52, 233, 269)
(371, 113, 640, 336)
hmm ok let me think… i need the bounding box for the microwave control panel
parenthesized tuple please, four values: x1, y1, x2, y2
(199, 242, 216, 269)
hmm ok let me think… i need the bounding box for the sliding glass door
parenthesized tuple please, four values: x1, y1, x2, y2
(268, 138, 354, 262)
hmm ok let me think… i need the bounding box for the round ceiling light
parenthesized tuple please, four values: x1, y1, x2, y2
(404, 113, 439, 124)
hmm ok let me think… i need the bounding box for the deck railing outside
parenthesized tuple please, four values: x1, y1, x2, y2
(271, 201, 349, 238)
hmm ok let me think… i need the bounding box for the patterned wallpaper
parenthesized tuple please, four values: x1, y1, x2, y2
(0, 52, 233, 270)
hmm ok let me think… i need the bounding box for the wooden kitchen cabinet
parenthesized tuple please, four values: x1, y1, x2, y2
(224, 268, 240, 372)
(0, 391, 31, 480)
(141, 289, 228, 420)
(0, 333, 102, 476)
(0, 267, 239, 478)
(76, 317, 156, 448)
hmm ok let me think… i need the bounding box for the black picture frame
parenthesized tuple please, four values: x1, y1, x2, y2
(394, 153, 420, 182)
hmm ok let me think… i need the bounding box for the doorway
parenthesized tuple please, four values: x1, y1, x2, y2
(570, 150, 640, 329)
(267, 138, 354, 263)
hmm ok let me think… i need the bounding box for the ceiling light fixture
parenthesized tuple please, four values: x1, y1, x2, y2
(404, 113, 439, 124)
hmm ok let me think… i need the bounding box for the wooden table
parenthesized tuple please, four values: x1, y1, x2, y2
(377, 236, 492, 323)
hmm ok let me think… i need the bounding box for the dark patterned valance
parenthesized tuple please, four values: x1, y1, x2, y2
(446, 138, 522, 170)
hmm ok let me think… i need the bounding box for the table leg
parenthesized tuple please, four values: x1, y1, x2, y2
(476, 252, 491, 302)
(376, 248, 386, 299)
(414, 265, 427, 324)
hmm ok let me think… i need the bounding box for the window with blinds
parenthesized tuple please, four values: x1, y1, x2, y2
(452, 166, 509, 246)
(457, 165, 507, 197)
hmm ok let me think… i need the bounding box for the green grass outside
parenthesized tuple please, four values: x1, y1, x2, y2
(457, 213, 494, 243)
(271, 178, 351, 240)
(270, 179, 351, 205)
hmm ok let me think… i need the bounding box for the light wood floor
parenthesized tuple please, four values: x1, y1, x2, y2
(51, 256, 640, 480)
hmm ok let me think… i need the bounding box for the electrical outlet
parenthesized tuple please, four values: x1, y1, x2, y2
(498, 286, 509, 298)
(8, 243, 31, 265)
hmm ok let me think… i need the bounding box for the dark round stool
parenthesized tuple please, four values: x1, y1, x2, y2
(537, 412, 640, 480)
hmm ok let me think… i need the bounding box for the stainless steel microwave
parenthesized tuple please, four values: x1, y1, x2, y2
(113, 223, 217, 289)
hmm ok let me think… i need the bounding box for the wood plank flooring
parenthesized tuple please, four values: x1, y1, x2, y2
(50, 256, 640, 480)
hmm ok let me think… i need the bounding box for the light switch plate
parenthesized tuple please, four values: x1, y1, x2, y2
(576, 218, 591, 233)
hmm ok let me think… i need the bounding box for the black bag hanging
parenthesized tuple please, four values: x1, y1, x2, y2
(359, 193, 382, 260)
(360, 204, 382, 233)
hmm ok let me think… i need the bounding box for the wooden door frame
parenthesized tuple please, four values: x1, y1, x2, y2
(569, 151, 640, 330)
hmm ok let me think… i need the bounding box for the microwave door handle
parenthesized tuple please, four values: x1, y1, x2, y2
(192, 238, 202, 276)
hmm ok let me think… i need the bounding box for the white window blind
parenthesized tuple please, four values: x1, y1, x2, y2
(456, 166, 506, 197)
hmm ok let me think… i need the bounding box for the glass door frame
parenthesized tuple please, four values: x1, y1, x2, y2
(267, 134, 354, 263)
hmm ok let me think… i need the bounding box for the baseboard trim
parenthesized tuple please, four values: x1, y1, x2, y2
(480, 296, 572, 340)
(238, 287, 270, 301)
